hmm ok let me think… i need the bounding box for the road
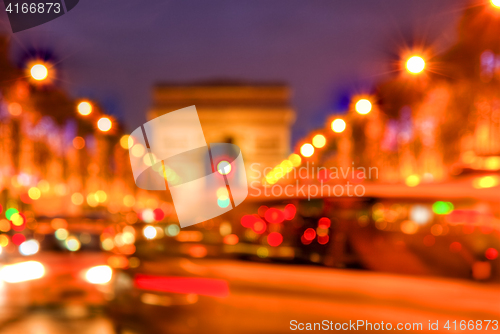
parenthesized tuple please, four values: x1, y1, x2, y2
(0, 309, 114, 334)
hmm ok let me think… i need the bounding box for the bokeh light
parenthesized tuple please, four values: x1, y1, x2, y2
(267, 232, 283, 247)
(143, 225, 157, 239)
(65, 236, 81, 251)
(19, 240, 40, 256)
(72, 136, 85, 149)
(217, 160, 232, 175)
(405, 175, 420, 187)
(406, 56, 425, 74)
(331, 119, 346, 133)
(355, 99, 372, 115)
(300, 143, 314, 157)
(30, 64, 48, 81)
(77, 101, 92, 116)
(120, 135, 134, 149)
(312, 134, 326, 148)
(97, 117, 112, 132)
(28, 187, 41, 200)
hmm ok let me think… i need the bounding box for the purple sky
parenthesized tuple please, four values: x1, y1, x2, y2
(0, 0, 468, 142)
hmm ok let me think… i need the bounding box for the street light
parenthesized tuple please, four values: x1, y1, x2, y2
(77, 101, 92, 116)
(300, 143, 314, 157)
(331, 118, 346, 133)
(312, 134, 326, 148)
(97, 117, 112, 132)
(406, 56, 425, 74)
(355, 99, 372, 115)
(30, 64, 48, 81)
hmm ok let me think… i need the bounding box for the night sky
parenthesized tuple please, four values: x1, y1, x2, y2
(0, 0, 468, 143)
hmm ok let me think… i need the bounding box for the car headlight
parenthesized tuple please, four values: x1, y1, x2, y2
(0, 261, 45, 283)
(85, 265, 112, 284)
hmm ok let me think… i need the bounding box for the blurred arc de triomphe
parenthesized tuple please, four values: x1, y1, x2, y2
(148, 81, 296, 182)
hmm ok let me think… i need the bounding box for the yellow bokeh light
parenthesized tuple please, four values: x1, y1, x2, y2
(37, 180, 50, 193)
(120, 135, 134, 149)
(312, 134, 326, 148)
(331, 118, 346, 133)
(28, 187, 41, 200)
(405, 175, 420, 187)
(123, 195, 136, 207)
(492, 0, 500, 8)
(97, 117, 112, 132)
(473, 175, 499, 189)
(87, 193, 99, 207)
(300, 143, 314, 157)
(131, 143, 145, 157)
(143, 153, 157, 167)
(71, 192, 84, 205)
(30, 64, 48, 81)
(95, 190, 107, 203)
(65, 236, 81, 252)
(216, 187, 229, 200)
(77, 101, 92, 116)
(355, 99, 372, 115)
(10, 213, 24, 226)
(406, 56, 425, 74)
(288, 153, 302, 167)
(0, 235, 9, 247)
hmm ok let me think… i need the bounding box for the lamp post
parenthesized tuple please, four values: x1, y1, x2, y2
(406, 55, 426, 74)
(30, 63, 48, 81)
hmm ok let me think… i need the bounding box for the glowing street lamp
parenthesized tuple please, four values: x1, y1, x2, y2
(355, 99, 372, 115)
(300, 143, 314, 157)
(331, 118, 346, 133)
(312, 134, 326, 148)
(406, 56, 425, 74)
(77, 101, 93, 116)
(30, 64, 48, 81)
(97, 117, 112, 132)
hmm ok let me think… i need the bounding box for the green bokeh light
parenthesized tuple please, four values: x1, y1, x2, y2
(5, 208, 19, 220)
(432, 201, 453, 215)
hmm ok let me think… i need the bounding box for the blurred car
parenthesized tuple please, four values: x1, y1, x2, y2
(0, 227, 112, 318)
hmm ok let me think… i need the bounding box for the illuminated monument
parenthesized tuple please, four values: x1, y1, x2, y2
(148, 82, 295, 180)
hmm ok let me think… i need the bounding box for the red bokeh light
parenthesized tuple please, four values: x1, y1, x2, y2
(257, 206, 268, 217)
(318, 235, 329, 245)
(301, 235, 312, 245)
(318, 217, 331, 228)
(134, 274, 230, 298)
(450, 241, 462, 252)
(241, 215, 255, 228)
(265, 208, 284, 224)
(267, 232, 283, 247)
(485, 248, 498, 260)
(12, 233, 26, 245)
(153, 208, 165, 221)
(252, 220, 266, 234)
(284, 204, 296, 220)
(303, 228, 316, 241)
